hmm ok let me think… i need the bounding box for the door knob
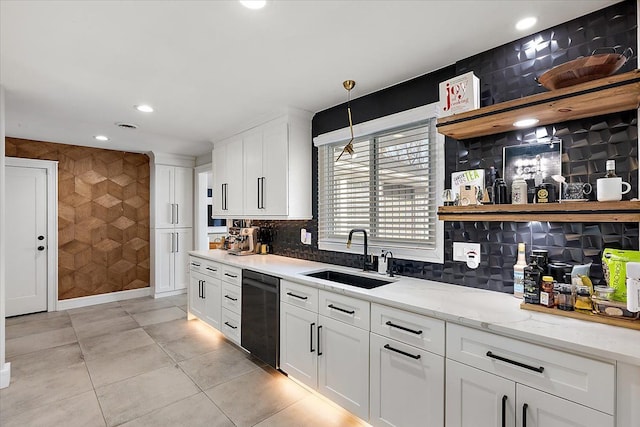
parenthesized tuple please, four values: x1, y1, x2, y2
(38, 235, 45, 240)
(37, 246, 45, 251)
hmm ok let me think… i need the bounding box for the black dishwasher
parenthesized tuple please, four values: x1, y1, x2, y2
(241, 269, 280, 368)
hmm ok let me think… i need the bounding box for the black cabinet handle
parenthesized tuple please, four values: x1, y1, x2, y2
(191, 262, 201, 267)
(38, 235, 45, 240)
(206, 267, 217, 272)
(257, 177, 261, 209)
(502, 395, 507, 427)
(224, 295, 237, 301)
(202, 281, 205, 299)
(225, 273, 238, 278)
(385, 321, 423, 335)
(198, 280, 202, 298)
(224, 321, 237, 330)
(383, 344, 421, 360)
(260, 177, 265, 209)
(328, 304, 355, 315)
(37, 246, 45, 251)
(317, 325, 323, 356)
(310, 322, 315, 353)
(286, 292, 308, 300)
(176, 204, 179, 224)
(522, 403, 528, 427)
(486, 351, 544, 373)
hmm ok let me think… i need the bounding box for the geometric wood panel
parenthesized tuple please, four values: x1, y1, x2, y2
(5, 137, 150, 299)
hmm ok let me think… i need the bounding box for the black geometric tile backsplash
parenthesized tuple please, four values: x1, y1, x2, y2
(253, 0, 638, 294)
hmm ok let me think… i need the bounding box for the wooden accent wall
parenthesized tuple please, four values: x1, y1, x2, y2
(6, 138, 150, 300)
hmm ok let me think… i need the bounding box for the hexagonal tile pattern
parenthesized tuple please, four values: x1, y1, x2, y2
(6, 137, 150, 300)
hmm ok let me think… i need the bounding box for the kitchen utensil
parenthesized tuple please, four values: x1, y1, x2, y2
(597, 177, 631, 201)
(536, 47, 633, 90)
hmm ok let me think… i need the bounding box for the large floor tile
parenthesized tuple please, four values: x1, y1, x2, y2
(67, 301, 122, 315)
(6, 314, 72, 339)
(5, 309, 69, 327)
(96, 365, 200, 427)
(179, 344, 258, 389)
(160, 328, 227, 362)
(132, 306, 186, 326)
(79, 327, 154, 360)
(1, 390, 106, 427)
(205, 367, 309, 427)
(5, 326, 77, 358)
(69, 305, 131, 326)
(254, 394, 368, 427)
(143, 318, 210, 344)
(9, 343, 83, 379)
(120, 297, 177, 315)
(73, 314, 139, 340)
(86, 343, 174, 387)
(120, 393, 233, 427)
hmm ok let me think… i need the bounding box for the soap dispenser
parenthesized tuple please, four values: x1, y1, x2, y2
(378, 250, 388, 274)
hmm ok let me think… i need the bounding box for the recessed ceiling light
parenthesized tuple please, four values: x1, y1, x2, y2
(513, 118, 540, 127)
(135, 104, 154, 113)
(516, 16, 537, 31)
(94, 135, 109, 141)
(240, 0, 266, 10)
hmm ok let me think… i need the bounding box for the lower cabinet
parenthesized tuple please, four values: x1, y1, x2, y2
(189, 270, 221, 330)
(154, 228, 192, 296)
(189, 273, 205, 319)
(369, 333, 444, 427)
(280, 301, 318, 389)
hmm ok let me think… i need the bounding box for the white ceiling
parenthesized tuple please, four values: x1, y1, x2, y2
(1, 0, 618, 158)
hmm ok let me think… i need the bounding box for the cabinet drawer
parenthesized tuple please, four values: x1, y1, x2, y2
(221, 282, 241, 314)
(371, 303, 445, 356)
(281, 280, 318, 312)
(221, 308, 241, 345)
(318, 290, 370, 330)
(221, 265, 242, 286)
(189, 257, 204, 273)
(447, 323, 615, 414)
(201, 260, 221, 279)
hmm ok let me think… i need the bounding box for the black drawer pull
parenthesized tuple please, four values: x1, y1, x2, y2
(317, 325, 323, 356)
(486, 351, 544, 373)
(225, 273, 238, 278)
(286, 292, 308, 300)
(310, 322, 315, 353)
(328, 304, 355, 315)
(224, 321, 237, 330)
(501, 395, 507, 427)
(385, 321, 423, 335)
(522, 403, 528, 427)
(224, 295, 238, 301)
(206, 267, 217, 272)
(191, 262, 201, 267)
(383, 344, 421, 360)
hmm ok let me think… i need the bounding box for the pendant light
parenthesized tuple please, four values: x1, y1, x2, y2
(336, 80, 356, 162)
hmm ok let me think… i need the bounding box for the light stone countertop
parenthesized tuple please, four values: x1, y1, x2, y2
(189, 250, 640, 366)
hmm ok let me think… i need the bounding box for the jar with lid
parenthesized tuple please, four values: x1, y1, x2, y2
(574, 285, 593, 313)
(558, 284, 574, 311)
(511, 177, 528, 205)
(540, 276, 555, 307)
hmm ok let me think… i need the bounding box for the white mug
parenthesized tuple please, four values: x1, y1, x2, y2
(596, 177, 631, 201)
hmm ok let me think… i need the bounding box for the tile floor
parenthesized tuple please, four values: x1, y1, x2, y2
(1, 295, 367, 427)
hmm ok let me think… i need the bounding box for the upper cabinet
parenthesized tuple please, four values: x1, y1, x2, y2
(436, 70, 640, 140)
(153, 164, 193, 228)
(212, 110, 313, 220)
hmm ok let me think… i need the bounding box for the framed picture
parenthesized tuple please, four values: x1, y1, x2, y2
(503, 139, 562, 191)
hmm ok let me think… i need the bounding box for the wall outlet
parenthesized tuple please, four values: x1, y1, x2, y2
(453, 242, 481, 268)
(300, 228, 312, 245)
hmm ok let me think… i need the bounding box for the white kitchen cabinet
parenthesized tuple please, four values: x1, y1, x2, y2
(154, 164, 193, 228)
(153, 228, 191, 296)
(280, 301, 318, 389)
(212, 138, 243, 217)
(212, 110, 312, 219)
(204, 277, 222, 330)
(189, 273, 206, 320)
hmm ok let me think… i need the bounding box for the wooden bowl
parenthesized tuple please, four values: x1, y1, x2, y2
(537, 48, 632, 90)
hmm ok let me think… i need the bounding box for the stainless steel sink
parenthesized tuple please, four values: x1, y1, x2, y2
(303, 270, 392, 289)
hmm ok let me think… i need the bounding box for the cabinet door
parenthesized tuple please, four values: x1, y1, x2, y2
(370, 333, 444, 427)
(318, 315, 370, 421)
(280, 302, 318, 390)
(204, 277, 222, 330)
(516, 384, 613, 427)
(243, 131, 263, 216)
(446, 359, 515, 427)
(189, 273, 205, 319)
(225, 142, 244, 216)
(262, 122, 288, 216)
(173, 229, 192, 291)
(154, 165, 175, 228)
(154, 229, 175, 294)
(212, 146, 226, 217)
(173, 167, 193, 228)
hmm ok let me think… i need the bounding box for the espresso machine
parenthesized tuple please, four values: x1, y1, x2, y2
(228, 226, 259, 255)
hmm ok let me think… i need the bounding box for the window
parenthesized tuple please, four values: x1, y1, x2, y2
(314, 104, 444, 263)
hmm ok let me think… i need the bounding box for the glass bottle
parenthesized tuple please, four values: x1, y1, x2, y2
(604, 160, 616, 178)
(540, 276, 555, 308)
(513, 243, 527, 299)
(523, 255, 543, 304)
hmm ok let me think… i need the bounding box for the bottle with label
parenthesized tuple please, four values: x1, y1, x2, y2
(605, 160, 617, 177)
(511, 177, 528, 204)
(513, 243, 527, 298)
(523, 255, 543, 304)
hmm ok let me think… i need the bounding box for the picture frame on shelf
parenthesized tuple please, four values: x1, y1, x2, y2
(503, 139, 562, 193)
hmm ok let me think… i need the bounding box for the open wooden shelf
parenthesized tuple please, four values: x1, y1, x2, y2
(520, 303, 640, 331)
(437, 200, 640, 223)
(436, 70, 640, 140)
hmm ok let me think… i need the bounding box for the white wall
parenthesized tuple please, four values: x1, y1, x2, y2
(0, 85, 11, 389)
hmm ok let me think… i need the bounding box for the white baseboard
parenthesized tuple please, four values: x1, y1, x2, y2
(57, 288, 151, 311)
(0, 362, 11, 389)
(153, 289, 187, 299)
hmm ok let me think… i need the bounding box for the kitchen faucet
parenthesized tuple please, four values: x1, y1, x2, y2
(347, 229, 374, 272)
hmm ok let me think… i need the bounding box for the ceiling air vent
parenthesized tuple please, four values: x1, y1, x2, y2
(115, 122, 139, 130)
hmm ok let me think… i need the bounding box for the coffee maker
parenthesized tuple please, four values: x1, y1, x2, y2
(228, 227, 258, 255)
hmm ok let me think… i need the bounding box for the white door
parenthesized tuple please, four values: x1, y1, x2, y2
(174, 228, 192, 291)
(173, 167, 193, 228)
(446, 359, 516, 427)
(154, 165, 175, 228)
(154, 229, 175, 294)
(516, 384, 613, 427)
(243, 131, 263, 215)
(317, 314, 370, 421)
(189, 272, 205, 319)
(204, 277, 221, 329)
(262, 121, 288, 216)
(6, 163, 48, 316)
(280, 302, 318, 389)
(369, 333, 444, 427)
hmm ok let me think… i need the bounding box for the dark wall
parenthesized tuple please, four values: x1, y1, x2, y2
(255, 0, 639, 293)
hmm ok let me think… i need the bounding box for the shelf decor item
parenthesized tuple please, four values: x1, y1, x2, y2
(503, 139, 561, 196)
(438, 71, 480, 117)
